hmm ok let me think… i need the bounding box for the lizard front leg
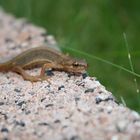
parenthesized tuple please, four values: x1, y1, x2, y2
(39, 62, 63, 80)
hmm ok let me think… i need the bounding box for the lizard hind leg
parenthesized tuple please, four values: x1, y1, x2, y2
(11, 62, 62, 82)
(12, 66, 43, 82)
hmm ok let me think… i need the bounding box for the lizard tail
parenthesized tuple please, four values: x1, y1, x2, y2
(0, 62, 12, 72)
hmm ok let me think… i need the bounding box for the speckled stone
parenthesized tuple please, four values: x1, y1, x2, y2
(0, 8, 140, 140)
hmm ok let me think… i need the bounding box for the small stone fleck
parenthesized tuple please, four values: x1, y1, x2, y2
(84, 88, 95, 93)
(0, 112, 8, 120)
(45, 104, 54, 108)
(0, 102, 4, 106)
(14, 88, 21, 93)
(1, 127, 9, 133)
(5, 37, 13, 42)
(70, 135, 80, 140)
(38, 122, 49, 126)
(54, 119, 61, 123)
(41, 97, 46, 102)
(45, 69, 54, 76)
(95, 97, 102, 104)
(67, 73, 75, 77)
(15, 121, 25, 127)
(17, 101, 26, 107)
(58, 85, 65, 90)
(82, 73, 88, 79)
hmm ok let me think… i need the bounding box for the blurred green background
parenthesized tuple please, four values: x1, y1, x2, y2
(0, 0, 139, 111)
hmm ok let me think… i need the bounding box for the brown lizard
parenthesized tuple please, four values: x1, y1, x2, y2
(0, 46, 88, 82)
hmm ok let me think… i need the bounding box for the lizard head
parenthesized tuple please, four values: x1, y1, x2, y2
(62, 57, 88, 75)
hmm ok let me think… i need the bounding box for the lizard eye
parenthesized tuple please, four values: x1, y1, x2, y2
(73, 62, 78, 66)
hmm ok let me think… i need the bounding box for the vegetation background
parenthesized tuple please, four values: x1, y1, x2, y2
(0, 0, 139, 111)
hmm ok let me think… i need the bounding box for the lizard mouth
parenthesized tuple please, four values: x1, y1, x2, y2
(63, 65, 87, 75)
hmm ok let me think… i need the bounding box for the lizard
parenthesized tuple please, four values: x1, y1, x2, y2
(0, 46, 88, 82)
